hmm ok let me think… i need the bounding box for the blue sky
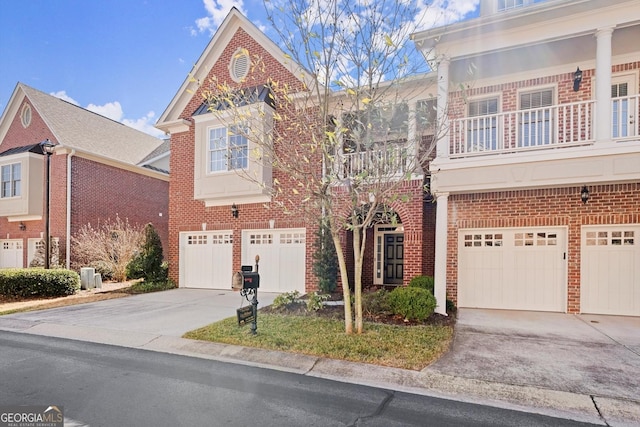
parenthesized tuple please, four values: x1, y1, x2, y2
(0, 0, 480, 138)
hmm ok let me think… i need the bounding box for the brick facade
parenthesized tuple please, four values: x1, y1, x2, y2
(446, 183, 640, 313)
(0, 96, 168, 268)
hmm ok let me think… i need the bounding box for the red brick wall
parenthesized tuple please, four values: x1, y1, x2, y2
(446, 183, 640, 313)
(1, 96, 168, 268)
(70, 156, 169, 253)
(168, 28, 320, 291)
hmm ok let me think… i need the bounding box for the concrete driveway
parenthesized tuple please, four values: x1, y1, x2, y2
(0, 288, 278, 343)
(426, 309, 640, 402)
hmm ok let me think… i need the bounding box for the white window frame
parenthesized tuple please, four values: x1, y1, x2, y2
(207, 124, 249, 174)
(1, 162, 21, 198)
(517, 85, 556, 147)
(467, 95, 500, 151)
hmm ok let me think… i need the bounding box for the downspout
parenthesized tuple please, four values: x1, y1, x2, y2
(66, 149, 75, 269)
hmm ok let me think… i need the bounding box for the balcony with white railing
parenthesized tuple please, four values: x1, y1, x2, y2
(337, 143, 411, 180)
(449, 95, 639, 158)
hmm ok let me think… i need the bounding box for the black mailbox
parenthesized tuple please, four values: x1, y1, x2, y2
(242, 271, 260, 289)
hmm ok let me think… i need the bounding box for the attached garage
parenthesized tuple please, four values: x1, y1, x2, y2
(179, 231, 233, 289)
(0, 239, 23, 268)
(242, 229, 306, 293)
(458, 227, 566, 312)
(581, 225, 640, 316)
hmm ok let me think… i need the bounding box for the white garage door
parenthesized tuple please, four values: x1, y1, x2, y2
(0, 239, 23, 268)
(458, 228, 566, 312)
(179, 231, 233, 289)
(242, 229, 306, 293)
(581, 225, 640, 316)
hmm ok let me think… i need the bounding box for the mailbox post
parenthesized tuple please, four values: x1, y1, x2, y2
(232, 255, 260, 334)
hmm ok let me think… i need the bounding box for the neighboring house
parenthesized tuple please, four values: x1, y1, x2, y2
(156, 8, 437, 294)
(0, 83, 169, 269)
(412, 0, 640, 315)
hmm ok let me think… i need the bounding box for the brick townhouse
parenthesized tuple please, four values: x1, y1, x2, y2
(413, 0, 640, 315)
(0, 83, 169, 269)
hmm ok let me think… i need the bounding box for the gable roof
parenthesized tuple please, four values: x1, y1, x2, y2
(156, 7, 314, 130)
(0, 83, 166, 168)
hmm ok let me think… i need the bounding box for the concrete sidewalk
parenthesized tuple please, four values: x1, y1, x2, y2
(0, 289, 638, 426)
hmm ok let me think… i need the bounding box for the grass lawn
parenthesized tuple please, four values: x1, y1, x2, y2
(184, 312, 454, 371)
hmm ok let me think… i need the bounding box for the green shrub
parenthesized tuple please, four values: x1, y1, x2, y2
(0, 268, 80, 299)
(387, 286, 437, 322)
(126, 223, 167, 282)
(128, 279, 175, 294)
(306, 292, 330, 312)
(446, 298, 457, 313)
(362, 289, 391, 316)
(271, 291, 301, 309)
(408, 275, 434, 295)
(312, 219, 338, 293)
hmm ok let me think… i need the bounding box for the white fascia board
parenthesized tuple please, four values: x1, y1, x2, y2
(414, 0, 639, 60)
(155, 119, 191, 135)
(56, 146, 170, 181)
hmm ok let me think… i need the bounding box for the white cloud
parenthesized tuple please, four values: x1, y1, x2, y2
(123, 112, 165, 138)
(50, 90, 79, 105)
(87, 101, 124, 122)
(194, 0, 246, 35)
(50, 90, 163, 138)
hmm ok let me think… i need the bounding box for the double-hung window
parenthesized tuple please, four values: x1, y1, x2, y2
(208, 124, 248, 173)
(519, 89, 553, 147)
(1, 163, 21, 198)
(467, 97, 498, 151)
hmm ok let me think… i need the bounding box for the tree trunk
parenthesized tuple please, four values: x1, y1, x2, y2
(332, 231, 353, 334)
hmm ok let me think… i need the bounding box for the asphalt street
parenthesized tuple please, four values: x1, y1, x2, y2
(0, 331, 599, 427)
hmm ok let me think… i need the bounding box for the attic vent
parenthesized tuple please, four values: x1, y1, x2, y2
(229, 48, 250, 83)
(21, 103, 32, 128)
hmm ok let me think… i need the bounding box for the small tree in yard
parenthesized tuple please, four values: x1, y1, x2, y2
(313, 218, 338, 294)
(126, 223, 167, 282)
(71, 216, 144, 282)
(199, 1, 447, 333)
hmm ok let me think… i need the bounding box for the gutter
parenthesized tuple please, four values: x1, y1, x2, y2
(66, 149, 75, 269)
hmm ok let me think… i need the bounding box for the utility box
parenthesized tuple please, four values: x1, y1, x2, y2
(80, 267, 96, 290)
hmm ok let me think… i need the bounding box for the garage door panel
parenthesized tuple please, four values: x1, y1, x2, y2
(180, 232, 232, 289)
(581, 226, 640, 316)
(459, 228, 565, 312)
(0, 240, 23, 268)
(242, 229, 305, 294)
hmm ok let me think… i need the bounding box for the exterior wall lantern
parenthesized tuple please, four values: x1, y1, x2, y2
(580, 186, 590, 204)
(19, 222, 26, 231)
(231, 203, 239, 218)
(573, 67, 583, 92)
(40, 139, 56, 269)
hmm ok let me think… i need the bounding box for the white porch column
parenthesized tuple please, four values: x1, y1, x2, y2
(595, 27, 614, 142)
(436, 56, 450, 159)
(433, 192, 449, 315)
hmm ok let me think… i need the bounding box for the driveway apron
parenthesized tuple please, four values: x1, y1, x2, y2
(425, 308, 640, 401)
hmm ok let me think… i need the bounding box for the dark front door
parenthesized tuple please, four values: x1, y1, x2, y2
(384, 234, 404, 284)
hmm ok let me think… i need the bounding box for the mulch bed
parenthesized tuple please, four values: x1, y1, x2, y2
(261, 298, 456, 328)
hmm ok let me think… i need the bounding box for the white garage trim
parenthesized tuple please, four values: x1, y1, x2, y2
(581, 225, 640, 316)
(179, 231, 233, 289)
(242, 228, 306, 293)
(458, 227, 567, 312)
(0, 239, 24, 268)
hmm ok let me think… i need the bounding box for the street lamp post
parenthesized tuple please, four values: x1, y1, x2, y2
(40, 139, 56, 269)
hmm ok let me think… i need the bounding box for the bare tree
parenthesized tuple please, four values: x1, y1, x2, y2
(200, 0, 443, 333)
(71, 215, 144, 282)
